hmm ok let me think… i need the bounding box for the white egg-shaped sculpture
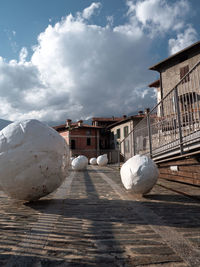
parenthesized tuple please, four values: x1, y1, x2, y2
(90, 157, 97, 165)
(97, 154, 108, 166)
(0, 119, 69, 201)
(77, 155, 88, 165)
(120, 154, 158, 195)
(71, 155, 88, 171)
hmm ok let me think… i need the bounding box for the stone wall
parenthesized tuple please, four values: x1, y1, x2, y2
(161, 52, 200, 97)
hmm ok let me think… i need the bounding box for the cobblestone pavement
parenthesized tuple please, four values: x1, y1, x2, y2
(0, 165, 200, 266)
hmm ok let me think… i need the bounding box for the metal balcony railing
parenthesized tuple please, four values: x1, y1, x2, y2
(120, 60, 200, 162)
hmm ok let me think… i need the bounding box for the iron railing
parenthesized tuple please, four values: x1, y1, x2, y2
(120, 60, 200, 162)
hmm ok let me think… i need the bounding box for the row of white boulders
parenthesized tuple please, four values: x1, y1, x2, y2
(71, 154, 108, 169)
(71, 155, 88, 171)
(0, 119, 69, 201)
(120, 154, 158, 195)
(90, 155, 108, 166)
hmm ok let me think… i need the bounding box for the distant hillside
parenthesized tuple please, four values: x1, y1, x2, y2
(0, 119, 12, 130)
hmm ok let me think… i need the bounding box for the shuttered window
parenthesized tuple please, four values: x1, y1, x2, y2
(117, 129, 120, 138)
(124, 126, 129, 138)
(180, 65, 190, 83)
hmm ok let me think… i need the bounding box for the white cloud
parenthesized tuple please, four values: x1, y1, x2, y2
(0, 1, 194, 124)
(168, 26, 198, 55)
(106, 16, 114, 27)
(30, 10, 154, 122)
(126, 0, 190, 36)
(82, 2, 101, 20)
(113, 17, 143, 39)
(19, 47, 28, 63)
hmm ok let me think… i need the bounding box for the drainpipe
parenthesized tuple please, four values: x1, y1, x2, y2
(159, 71, 164, 118)
(97, 129, 100, 156)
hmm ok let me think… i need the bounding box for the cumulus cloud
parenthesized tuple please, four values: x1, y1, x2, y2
(126, 0, 190, 36)
(82, 2, 101, 20)
(0, 57, 46, 120)
(168, 26, 198, 55)
(30, 10, 154, 121)
(0, 1, 194, 124)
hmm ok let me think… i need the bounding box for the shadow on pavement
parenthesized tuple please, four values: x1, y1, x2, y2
(0, 169, 200, 266)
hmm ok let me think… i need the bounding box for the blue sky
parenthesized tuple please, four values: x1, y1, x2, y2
(0, 0, 199, 124)
(0, 0, 131, 61)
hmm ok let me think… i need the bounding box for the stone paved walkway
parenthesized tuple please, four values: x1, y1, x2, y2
(0, 165, 200, 266)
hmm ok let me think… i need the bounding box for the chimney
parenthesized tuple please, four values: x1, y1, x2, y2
(145, 108, 150, 114)
(138, 110, 143, 115)
(66, 119, 72, 127)
(78, 120, 83, 127)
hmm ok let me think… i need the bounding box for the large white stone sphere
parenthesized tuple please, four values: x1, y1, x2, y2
(97, 154, 108, 166)
(90, 157, 97, 165)
(120, 154, 158, 195)
(71, 155, 88, 171)
(0, 119, 69, 201)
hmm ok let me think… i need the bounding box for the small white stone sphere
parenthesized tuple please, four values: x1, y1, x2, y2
(120, 154, 158, 195)
(90, 157, 97, 165)
(0, 119, 69, 201)
(97, 154, 108, 166)
(71, 155, 88, 171)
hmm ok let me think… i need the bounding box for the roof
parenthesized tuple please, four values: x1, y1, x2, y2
(107, 114, 145, 129)
(53, 122, 102, 132)
(149, 41, 200, 72)
(53, 124, 66, 131)
(71, 124, 103, 129)
(92, 117, 124, 122)
(148, 79, 160, 88)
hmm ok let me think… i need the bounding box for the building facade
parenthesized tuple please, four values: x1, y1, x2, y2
(146, 42, 200, 158)
(54, 116, 127, 162)
(54, 120, 102, 159)
(134, 41, 200, 186)
(108, 113, 145, 161)
(92, 116, 124, 150)
(149, 41, 200, 98)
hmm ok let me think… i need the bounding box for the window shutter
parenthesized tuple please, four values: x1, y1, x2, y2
(180, 65, 189, 83)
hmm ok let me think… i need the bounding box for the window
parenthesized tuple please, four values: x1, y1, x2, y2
(180, 65, 189, 83)
(117, 128, 120, 139)
(87, 138, 91, 146)
(71, 140, 76, 149)
(124, 140, 130, 153)
(124, 126, 129, 137)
